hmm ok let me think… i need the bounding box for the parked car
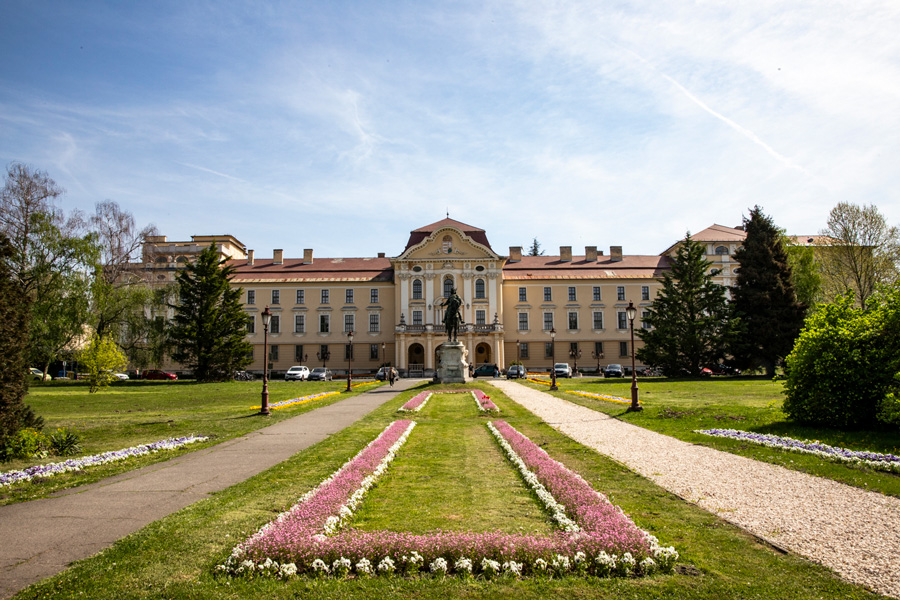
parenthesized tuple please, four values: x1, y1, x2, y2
(29, 368, 51, 381)
(375, 367, 399, 381)
(142, 369, 177, 380)
(472, 363, 499, 378)
(308, 367, 333, 381)
(285, 365, 310, 381)
(603, 363, 625, 377)
(506, 364, 528, 379)
(553, 363, 573, 378)
(708, 363, 742, 376)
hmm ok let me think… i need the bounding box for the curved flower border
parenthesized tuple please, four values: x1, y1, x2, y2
(696, 428, 900, 473)
(220, 402, 677, 580)
(569, 390, 635, 406)
(0, 435, 210, 487)
(253, 391, 340, 411)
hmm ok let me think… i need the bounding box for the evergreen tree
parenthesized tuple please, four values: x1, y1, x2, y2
(527, 238, 545, 256)
(730, 206, 806, 377)
(0, 233, 42, 459)
(169, 244, 252, 382)
(636, 234, 734, 376)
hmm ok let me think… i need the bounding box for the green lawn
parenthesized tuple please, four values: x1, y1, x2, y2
(11, 381, 884, 600)
(1, 379, 377, 505)
(526, 376, 900, 497)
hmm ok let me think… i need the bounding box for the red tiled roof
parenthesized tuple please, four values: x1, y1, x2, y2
(404, 218, 493, 251)
(230, 257, 393, 283)
(503, 255, 671, 280)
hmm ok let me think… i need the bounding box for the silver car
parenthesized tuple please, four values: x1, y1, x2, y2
(553, 363, 572, 378)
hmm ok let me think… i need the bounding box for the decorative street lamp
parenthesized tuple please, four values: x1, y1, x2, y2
(592, 348, 604, 376)
(626, 301, 641, 411)
(317, 347, 330, 367)
(260, 306, 272, 416)
(549, 327, 558, 391)
(569, 347, 582, 376)
(345, 330, 354, 392)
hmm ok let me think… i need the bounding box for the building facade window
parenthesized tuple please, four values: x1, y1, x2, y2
(475, 279, 485, 299)
(321, 289, 330, 304)
(642, 310, 651, 329)
(594, 341, 603, 357)
(270, 315, 280, 334)
(617, 311, 627, 330)
(641, 285, 650, 301)
(543, 312, 554, 331)
(345, 289, 354, 304)
(319, 314, 330, 333)
(294, 344, 304, 362)
(545, 342, 554, 358)
(412, 310, 423, 326)
(269, 345, 278, 361)
(296, 289, 305, 305)
(619, 341, 628, 357)
(344, 314, 354, 333)
(247, 315, 255, 334)
(370, 344, 379, 360)
(519, 342, 529, 359)
(370, 289, 379, 304)
(518, 312, 529, 331)
(593, 311, 603, 330)
(617, 286, 625, 301)
(294, 314, 305, 333)
(592, 286, 601, 302)
(271, 290, 280, 305)
(568, 286, 576, 302)
(715, 245, 729, 255)
(543, 287, 552, 302)
(247, 290, 255, 305)
(518, 287, 527, 302)
(345, 344, 353, 360)
(369, 313, 380, 333)
(476, 309, 486, 325)
(568, 311, 578, 330)
(412, 279, 423, 299)
(443, 276, 454, 297)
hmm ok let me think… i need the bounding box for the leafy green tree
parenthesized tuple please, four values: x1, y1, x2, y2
(820, 202, 899, 306)
(784, 285, 900, 428)
(786, 242, 823, 308)
(0, 233, 42, 459)
(527, 238, 545, 256)
(730, 207, 805, 377)
(637, 234, 734, 376)
(169, 244, 251, 381)
(78, 334, 129, 393)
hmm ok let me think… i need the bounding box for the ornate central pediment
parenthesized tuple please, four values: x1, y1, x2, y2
(395, 219, 501, 263)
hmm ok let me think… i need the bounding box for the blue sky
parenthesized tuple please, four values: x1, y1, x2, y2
(2, 0, 898, 260)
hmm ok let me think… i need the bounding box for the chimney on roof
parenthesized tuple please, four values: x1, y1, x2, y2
(273, 249, 283, 265)
(560, 246, 572, 262)
(303, 248, 313, 265)
(377, 252, 386, 258)
(509, 246, 522, 262)
(610, 246, 623, 262)
(248, 249, 254, 265)
(585, 246, 598, 262)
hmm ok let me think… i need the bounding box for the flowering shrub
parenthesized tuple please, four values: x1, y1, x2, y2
(0, 435, 209, 487)
(569, 391, 634, 406)
(252, 391, 339, 411)
(397, 392, 432, 413)
(220, 410, 678, 580)
(696, 428, 900, 473)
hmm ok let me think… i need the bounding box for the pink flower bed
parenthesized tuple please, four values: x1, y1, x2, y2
(397, 392, 432, 412)
(220, 415, 677, 580)
(471, 390, 499, 413)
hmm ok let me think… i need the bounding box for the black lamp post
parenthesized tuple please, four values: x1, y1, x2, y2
(549, 327, 558, 391)
(260, 306, 272, 415)
(569, 347, 581, 376)
(626, 301, 641, 411)
(345, 330, 354, 392)
(382, 342, 386, 371)
(592, 349, 604, 376)
(317, 347, 330, 367)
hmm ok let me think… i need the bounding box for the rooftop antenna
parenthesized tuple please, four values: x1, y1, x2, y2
(446, 208, 449, 218)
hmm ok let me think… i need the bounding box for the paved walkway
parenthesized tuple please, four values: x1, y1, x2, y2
(0, 379, 420, 599)
(489, 380, 900, 599)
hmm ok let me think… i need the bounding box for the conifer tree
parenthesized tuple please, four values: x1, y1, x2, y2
(730, 206, 806, 377)
(637, 234, 733, 376)
(169, 244, 251, 382)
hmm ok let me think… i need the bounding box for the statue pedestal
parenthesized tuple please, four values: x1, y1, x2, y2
(434, 341, 470, 384)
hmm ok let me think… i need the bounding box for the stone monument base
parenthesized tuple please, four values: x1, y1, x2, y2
(434, 341, 470, 384)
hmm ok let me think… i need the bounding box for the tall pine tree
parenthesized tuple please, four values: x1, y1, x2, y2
(730, 206, 806, 377)
(169, 244, 252, 382)
(637, 234, 734, 376)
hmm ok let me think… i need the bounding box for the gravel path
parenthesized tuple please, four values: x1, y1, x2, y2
(489, 380, 900, 599)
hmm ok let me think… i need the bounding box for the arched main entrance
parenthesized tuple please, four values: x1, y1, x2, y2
(475, 342, 492, 365)
(407, 343, 425, 377)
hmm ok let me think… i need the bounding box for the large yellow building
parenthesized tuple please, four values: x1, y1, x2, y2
(141, 218, 751, 377)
